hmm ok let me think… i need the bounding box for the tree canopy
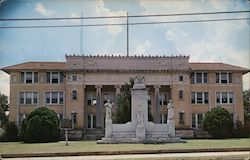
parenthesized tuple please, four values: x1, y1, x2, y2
(21, 107, 59, 143)
(203, 107, 233, 138)
(0, 93, 8, 127)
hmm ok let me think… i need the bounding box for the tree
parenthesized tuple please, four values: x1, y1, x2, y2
(0, 122, 19, 142)
(114, 78, 153, 123)
(21, 107, 59, 143)
(0, 93, 9, 127)
(203, 107, 233, 138)
(243, 89, 250, 122)
(114, 79, 133, 123)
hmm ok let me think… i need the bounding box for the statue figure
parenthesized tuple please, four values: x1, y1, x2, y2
(137, 109, 144, 127)
(135, 76, 145, 84)
(167, 99, 174, 121)
(104, 99, 112, 121)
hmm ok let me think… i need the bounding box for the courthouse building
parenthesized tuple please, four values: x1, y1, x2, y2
(1, 55, 249, 138)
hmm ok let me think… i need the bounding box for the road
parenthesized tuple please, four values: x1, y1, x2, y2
(2, 151, 250, 160)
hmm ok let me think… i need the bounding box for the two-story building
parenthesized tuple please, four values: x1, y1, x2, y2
(1, 55, 249, 138)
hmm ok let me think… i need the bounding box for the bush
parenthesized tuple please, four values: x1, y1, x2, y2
(203, 107, 233, 139)
(232, 120, 250, 138)
(0, 122, 19, 142)
(21, 107, 59, 143)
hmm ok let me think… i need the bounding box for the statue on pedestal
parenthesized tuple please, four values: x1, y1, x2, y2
(104, 99, 113, 121)
(135, 76, 145, 84)
(167, 99, 174, 121)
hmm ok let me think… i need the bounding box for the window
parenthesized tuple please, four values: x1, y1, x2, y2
(52, 92, 58, 103)
(45, 92, 64, 105)
(203, 73, 208, 83)
(216, 72, 233, 84)
(87, 93, 97, 106)
(191, 92, 195, 104)
(26, 72, 32, 83)
(19, 92, 38, 105)
(20, 92, 25, 104)
(229, 92, 234, 103)
(191, 72, 208, 84)
(72, 90, 77, 100)
(160, 114, 167, 124)
(33, 92, 38, 104)
(216, 92, 234, 104)
(88, 114, 96, 128)
(71, 112, 77, 128)
(197, 113, 204, 129)
(60, 72, 64, 83)
(159, 93, 168, 106)
(191, 92, 209, 104)
(192, 113, 196, 128)
(179, 75, 183, 82)
(221, 72, 227, 83)
(47, 72, 64, 83)
(192, 113, 204, 129)
(20, 72, 38, 83)
(179, 112, 185, 125)
(46, 92, 50, 104)
(222, 92, 228, 103)
(197, 92, 203, 104)
(196, 73, 202, 83)
(204, 92, 209, 104)
(216, 73, 220, 83)
(179, 90, 184, 100)
(72, 75, 77, 81)
(25, 92, 32, 104)
(191, 72, 195, 84)
(52, 72, 59, 83)
(229, 73, 232, 83)
(59, 92, 64, 104)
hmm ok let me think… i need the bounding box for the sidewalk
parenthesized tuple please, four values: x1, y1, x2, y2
(2, 151, 250, 160)
(1, 147, 250, 159)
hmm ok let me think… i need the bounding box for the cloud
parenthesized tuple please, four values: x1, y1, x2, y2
(134, 40, 152, 56)
(139, 0, 250, 89)
(95, 0, 126, 36)
(35, 3, 56, 16)
(0, 71, 10, 97)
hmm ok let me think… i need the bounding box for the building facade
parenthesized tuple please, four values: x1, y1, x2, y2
(2, 55, 249, 136)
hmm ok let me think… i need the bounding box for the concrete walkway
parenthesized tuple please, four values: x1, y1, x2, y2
(2, 151, 250, 160)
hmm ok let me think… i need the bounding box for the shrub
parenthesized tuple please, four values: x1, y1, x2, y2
(0, 122, 19, 142)
(203, 107, 233, 139)
(232, 120, 250, 138)
(21, 107, 59, 143)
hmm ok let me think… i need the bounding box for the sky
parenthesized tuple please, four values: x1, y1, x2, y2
(0, 0, 250, 97)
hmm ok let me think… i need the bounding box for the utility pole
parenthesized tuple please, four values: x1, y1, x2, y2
(126, 12, 129, 56)
(80, 1, 83, 54)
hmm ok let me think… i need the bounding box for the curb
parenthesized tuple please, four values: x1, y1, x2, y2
(1, 148, 250, 158)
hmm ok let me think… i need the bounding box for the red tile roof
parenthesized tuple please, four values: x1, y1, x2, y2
(1, 62, 66, 73)
(190, 63, 250, 73)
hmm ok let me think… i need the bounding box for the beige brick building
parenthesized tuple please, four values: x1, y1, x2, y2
(1, 55, 249, 137)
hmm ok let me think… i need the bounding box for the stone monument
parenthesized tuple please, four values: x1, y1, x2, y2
(97, 76, 183, 144)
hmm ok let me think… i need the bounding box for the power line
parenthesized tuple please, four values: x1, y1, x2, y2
(0, 17, 249, 29)
(0, 10, 249, 21)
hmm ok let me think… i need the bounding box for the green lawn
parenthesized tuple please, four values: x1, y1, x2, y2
(0, 138, 249, 154)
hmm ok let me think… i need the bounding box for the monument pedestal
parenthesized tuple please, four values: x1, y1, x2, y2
(167, 120, 175, 137)
(136, 126, 146, 140)
(105, 120, 112, 138)
(97, 76, 184, 144)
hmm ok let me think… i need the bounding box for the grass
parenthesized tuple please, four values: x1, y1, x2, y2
(0, 138, 249, 154)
